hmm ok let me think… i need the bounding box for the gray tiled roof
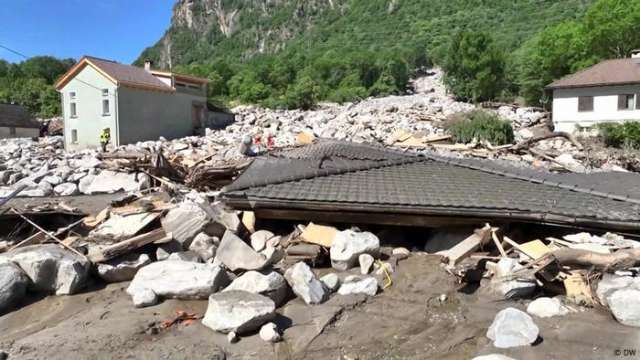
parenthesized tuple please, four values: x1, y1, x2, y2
(222, 141, 640, 230)
(0, 103, 39, 128)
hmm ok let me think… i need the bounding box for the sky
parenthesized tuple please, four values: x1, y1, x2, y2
(0, 0, 175, 64)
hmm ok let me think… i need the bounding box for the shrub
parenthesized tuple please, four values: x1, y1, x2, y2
(598, 122, 640, 149)
(446, 110, 514, 145)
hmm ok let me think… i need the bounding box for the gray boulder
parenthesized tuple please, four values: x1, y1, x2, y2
(607, 289, 640, 327)
(202, 291, 276, 334)
(188, 233, 218, 262)
(161, 202, 212, 248)
(215, 231, 268, 272)
(223, 270, 288, 306)
(0, 261, 29, 313)
(126, 261, 229, 307)
(338, 275, 378, 296)
(330, 230, 380, 271)
(284, 262, 328, 305)
(96, 254, 152, 283)
(2, 244, 90, 295)
(487, 307, 539, 348)
(156, 240, 182, 261)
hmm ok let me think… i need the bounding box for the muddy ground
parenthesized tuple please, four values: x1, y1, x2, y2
(0, 254, 637, 360)
(1, 194, 638, 359)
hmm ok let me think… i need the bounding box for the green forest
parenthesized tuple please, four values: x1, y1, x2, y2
(2, 0, 639, 116)
(0, 56, 74, 117)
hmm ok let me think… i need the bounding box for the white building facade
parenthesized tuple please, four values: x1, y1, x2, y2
(548, 51, 640, 133)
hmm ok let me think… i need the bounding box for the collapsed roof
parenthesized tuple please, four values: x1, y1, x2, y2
(221, 141, 640, 231)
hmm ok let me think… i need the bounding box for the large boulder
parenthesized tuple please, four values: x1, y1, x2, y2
(96, 253, 152, 283)
(330, 230, 380, 271)
(284, 262, 328, 305)
(596, 274, 635, 306)
(223, 271, 288, 306)
(0, 261, 29, 313)
(607, 289, 640, 327)
(126, 261, 229, 307)
(161, 202, 211, 248)
(338, 275, 378, 297)
(486, 308, 539, 348)
(202, 291, 276, 334)
(2, 244, 90, 295)
(215, 231, 268, 272)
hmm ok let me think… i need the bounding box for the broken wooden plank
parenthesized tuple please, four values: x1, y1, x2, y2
(90, 212, 162, 240)
(89, 228, 169, 263)
(518, 240, 552, 260)
(563, 271, 595, 306)
(439, 224, 493, 266)
(299, 222, 338, 248)
(491, 230, 507, 257)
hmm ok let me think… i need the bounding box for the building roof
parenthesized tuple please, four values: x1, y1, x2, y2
(222, 141, 640, 231)
(0, 103, 39, 128)
(547, 58, 640, 89)
(54, 56, 208, 92)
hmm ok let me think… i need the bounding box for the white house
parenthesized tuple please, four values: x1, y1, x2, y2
(547, 50, 640, 133)
(54, 56, 211, 150)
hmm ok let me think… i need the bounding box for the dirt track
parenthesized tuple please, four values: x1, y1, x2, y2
(0, 255, 636, 360)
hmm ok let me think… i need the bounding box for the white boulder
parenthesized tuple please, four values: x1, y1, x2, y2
(487, 308, 539, 348)
(96, 253, 152, 283)
(259, 322, 281, 342)
(338, 275, 378, 296)
(607, 289, 640, 327)
(189, 233, 218, 261)
(223, 271, 288, 306)
(202, 290, 276, 334)
(330, 230, 380, 271)
(284, 262, 328, 305)
(126, 261, 229, 307)
(320, 273, 340, 292)
(53, 182, 78, 196)
(2, 244, 90, 295)
(215, 231, 268, 272)
(526, 297, 569, 318)
(0, 261, 29, 313)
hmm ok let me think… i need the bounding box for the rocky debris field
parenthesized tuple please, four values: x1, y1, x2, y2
(6, 68, 634, 202)
(0, 190, 640, 359)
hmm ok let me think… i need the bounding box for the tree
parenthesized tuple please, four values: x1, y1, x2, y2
(583, 0, 640, 59)
(285, 75, 319, 110)
(442, 31, 506, 102)
(514, 21, 591, 106)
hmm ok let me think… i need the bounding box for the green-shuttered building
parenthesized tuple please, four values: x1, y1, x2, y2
(55, 56, 209, 150)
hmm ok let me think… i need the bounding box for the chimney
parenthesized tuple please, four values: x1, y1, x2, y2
(144, 60, 152, 72)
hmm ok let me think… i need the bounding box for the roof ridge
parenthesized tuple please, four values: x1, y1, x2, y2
(421, 153, 640, 205)
(224, 155, 425, 193)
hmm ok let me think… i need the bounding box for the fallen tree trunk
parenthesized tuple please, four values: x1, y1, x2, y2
(546, 247, 640, 272)
(511, 132, 583, 152)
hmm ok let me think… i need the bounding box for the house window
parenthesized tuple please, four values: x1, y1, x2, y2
(102, 89, 109, 97)
(70, 102, 77, 117)
(578, 96, 594, 112)
(618, 94, 635, 110)
(69, 91, 76, 100)
(102, 99, 110, 115)
(9, 127, 16, 136)
(71, 129, 78, 143)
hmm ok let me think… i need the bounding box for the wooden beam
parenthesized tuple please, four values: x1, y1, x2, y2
(89, 228, 170, 263)
(439, 224, 493, 266)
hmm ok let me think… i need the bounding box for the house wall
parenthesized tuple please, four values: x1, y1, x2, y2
(552, 85, 640, 133)
(0, 127, 39, 138)
(59, 65, 118, 150)
(117, 86, 206, 144)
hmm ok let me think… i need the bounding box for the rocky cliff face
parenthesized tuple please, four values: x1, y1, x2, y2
(141, 0, 347, 68)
